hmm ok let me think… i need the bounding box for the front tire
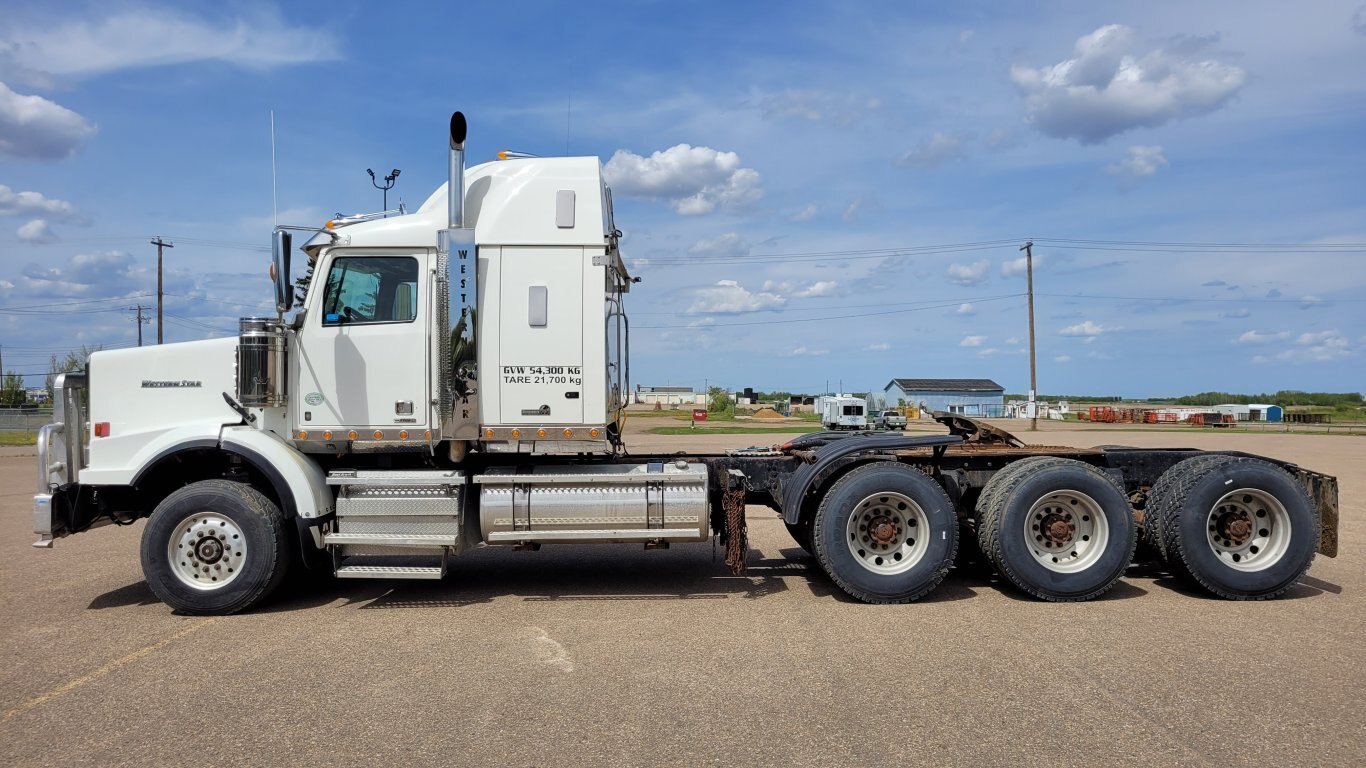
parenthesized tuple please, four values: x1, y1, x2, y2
(811, 462, 958, 603)
(976, 457, 1136, 601)
(140, 479, 290, 615)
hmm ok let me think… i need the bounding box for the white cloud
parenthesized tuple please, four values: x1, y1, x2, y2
(960, 335, 987, 347)
(866, 342, 891, 351)
(946, 259, 990, 285)
(1299, 295, 1326, 309)
(1001, 253, 1044, 277)
(896, 132, 968, 170)
(1011, 24, 1247, 143)
(688, 279, 785, 313)
(688, 233, 750, 258)
(0, 185, 79, 219)
(1296, 330, 1340, 345)
(794, 280, 838, 298)
(977, 347, 1000, 357)
(0, 82, 96, 159)
(1060, 320, 1109, 337)
(1006, 337, 1022, 345)
(842, 197, 864, 222)
(760, 279, 840, 299)
(1236, 329, 1290, 344)
(604, 144, 763, 215)
(790, 204, 818, 222)
(1220, 308, 1252, 319)
(0, 7, 340, 85)
(787, 345, 829, 357)
(1106, 145, 1169, 176)
(16, 218, 56, 243)
(758, 89, 881, 125)
(10, 249, 146, 298)
(1253, 330, 1354, 363)
(956, 302, 975, 315)
(1054, 355, 1072, 363)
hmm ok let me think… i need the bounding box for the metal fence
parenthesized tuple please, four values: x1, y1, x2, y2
(0, 408, 52, 433)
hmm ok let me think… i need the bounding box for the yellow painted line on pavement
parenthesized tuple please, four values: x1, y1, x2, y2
(3, 617, 219, 722)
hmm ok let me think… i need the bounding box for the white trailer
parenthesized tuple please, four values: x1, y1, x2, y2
(821, 396, 866, 430)
(31, 111, 1338, 614)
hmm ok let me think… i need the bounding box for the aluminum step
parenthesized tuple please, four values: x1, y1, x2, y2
(323, 532, 459, 548)
(335, 564, 444, 580)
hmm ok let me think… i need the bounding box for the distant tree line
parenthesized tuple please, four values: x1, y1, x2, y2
(1173, 391, 1363, 408)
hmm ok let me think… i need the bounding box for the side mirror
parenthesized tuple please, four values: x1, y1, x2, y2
(272, 230, 293, 313)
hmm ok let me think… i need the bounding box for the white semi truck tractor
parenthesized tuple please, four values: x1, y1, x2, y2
(33, 112, 1339, 614)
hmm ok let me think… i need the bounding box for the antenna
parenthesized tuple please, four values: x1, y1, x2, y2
(270, 110, 278, 227)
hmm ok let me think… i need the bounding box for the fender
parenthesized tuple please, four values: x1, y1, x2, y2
(219, 426, 333, 520)
(780, 433, 961, 524)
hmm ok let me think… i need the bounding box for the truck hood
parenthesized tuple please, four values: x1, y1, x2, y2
(84, 337, 242, 483)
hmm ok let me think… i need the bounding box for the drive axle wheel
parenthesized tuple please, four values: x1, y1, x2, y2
(1150, 456, 1316, 600)
(977, 457, 1135, 602)
(141, 480, 290, 615)
(811, 462, 957, 603)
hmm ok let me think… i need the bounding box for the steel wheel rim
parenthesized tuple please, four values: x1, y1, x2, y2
(168, 512, 247, 590)
(1206, 489, 1290, 572)
(844, 491, 929, 575)
(1023, 489, 1109, 573)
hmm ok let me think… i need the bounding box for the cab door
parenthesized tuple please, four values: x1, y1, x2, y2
(294, 250, 429, 433)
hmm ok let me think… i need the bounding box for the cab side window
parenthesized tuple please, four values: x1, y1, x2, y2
(321, 256, 419, 325)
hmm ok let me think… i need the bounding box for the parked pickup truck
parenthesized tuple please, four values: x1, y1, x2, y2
(877, 410, 908, 430)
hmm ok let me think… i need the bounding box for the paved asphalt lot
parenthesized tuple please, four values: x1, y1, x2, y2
(2, 429, 1363, 767)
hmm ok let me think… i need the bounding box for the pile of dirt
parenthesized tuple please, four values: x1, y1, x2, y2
(751, 407, 783, 419)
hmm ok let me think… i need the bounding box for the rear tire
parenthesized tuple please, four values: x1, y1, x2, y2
(811, 462, 957, 603)
(140, 479, 290, 615)
(1150, 456, 1316, 600)
(977, 457, 1136, 601)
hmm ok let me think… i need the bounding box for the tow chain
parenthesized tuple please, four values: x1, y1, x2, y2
(722, 482, 748, 575)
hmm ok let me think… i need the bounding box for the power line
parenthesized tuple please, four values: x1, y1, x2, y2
(635, 294, 1023, 329)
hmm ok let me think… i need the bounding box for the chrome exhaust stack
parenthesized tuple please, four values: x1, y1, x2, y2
(438, 111, 478, 441)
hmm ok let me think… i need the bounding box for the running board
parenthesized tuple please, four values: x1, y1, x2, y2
(335, 564, 445, 580)
(323, 532, 459, 548)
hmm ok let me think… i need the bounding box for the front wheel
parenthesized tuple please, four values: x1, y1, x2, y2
(140, 479, 290, 615)
(811, 462, 958, 603)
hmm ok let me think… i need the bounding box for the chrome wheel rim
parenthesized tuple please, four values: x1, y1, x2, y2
(1024, 489, 1109, 573)
(168, 512, 247, 590)
(1206, 489, 1290, 572)
(844, 491, 929, 575)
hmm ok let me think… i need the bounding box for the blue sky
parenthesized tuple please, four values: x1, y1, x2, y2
(1, 1, 1363, 397)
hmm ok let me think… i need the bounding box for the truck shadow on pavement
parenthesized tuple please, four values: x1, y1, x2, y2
(86, 547, 1337, 613)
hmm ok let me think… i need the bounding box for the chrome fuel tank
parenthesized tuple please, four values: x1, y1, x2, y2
(475, 462, 708, 544)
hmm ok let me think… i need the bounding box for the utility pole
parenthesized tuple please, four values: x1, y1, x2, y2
(152, 237, 174, 344)
(130, 304, 149, 346)
(1021, 240, 1038, 431)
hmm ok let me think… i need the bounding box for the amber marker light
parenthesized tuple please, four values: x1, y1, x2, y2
(510, 429, 521, 439)
(373, 431, 383, 439)
(322, 431, 333, 440)
(423, 430, 432, 440)
(297, 431, 307, 440)
(589, 428, 601, 438)
(348, 431, 358, 440)
(399, 430, 409, 439)
(484, 428, 495, 438)
(537, 428, 547, 438)
(563, 429, 573, 438)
